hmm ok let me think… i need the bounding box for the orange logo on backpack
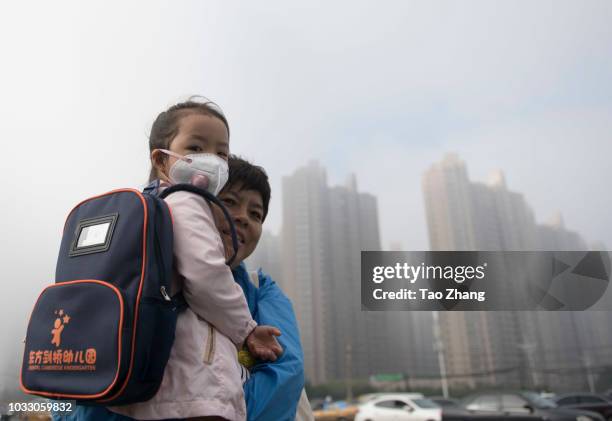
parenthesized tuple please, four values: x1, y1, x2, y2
(50, 309, 70, 347)
(27, 309, 97, 372)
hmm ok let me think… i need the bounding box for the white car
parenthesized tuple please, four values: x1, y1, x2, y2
(355, 394, 442, 421)
(358, 393, 426, 404)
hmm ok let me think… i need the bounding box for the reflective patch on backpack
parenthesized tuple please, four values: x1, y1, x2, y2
(69, 214, 118, 257)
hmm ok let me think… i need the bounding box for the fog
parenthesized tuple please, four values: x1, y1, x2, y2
(1, 0, 611, 391)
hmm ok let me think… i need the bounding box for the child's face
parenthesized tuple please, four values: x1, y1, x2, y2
(153, 112, 229, 181)
(213, 183, 264, 268)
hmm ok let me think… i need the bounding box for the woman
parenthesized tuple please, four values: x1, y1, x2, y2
(55, 156, 311, 421)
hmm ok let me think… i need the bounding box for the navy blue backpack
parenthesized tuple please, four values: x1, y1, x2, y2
(20, 183, 237, 406)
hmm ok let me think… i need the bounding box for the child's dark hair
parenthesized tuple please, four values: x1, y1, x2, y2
(224, 155, 271, 222)
(148, 96, 230, 182)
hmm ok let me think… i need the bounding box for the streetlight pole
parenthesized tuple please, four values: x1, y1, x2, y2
(583, 356, 596, 393)
(432, 311, 449, 398)
(516, 342, 538, 389)
(346, 343, 353, 402)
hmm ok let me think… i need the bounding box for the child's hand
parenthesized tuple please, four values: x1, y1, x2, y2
(246, 326, 283, 361)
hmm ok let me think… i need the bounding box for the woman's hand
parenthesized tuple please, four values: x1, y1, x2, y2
(246, 326, 283, 361)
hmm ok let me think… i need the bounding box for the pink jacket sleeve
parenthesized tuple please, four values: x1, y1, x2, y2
(164, 190, 257, 348)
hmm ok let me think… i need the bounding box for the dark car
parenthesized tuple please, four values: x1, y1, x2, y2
(441, 391, 604, 421)
(555, 394, 612, 421)
(428, 397, 504, 421)
(430, 397, 464, 409)
(440, 392, 539, 421)
(431, 396, 495, 417)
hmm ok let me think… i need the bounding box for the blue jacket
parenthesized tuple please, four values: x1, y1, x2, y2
(53, 264, 304, 421)
(234, 264, 305, 421)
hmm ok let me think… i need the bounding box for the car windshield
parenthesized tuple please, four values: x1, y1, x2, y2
(413, 398, 440, 409)
(522, 392, 557, 409)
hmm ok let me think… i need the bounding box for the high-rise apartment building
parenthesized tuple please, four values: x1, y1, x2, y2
(279, 162, 435, 385)
(281, 161, 331, 385)
(422, 153, 607, 392)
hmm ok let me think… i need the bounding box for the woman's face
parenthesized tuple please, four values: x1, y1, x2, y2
(152, 112, 229, 181)
(213, 183, 264, 268)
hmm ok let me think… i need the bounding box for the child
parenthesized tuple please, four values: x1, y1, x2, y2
(109, 98, 282, 421)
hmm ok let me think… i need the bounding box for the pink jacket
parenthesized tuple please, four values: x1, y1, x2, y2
(109, 188, 257, 420)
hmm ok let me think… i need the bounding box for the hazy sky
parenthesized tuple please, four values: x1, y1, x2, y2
(1, 1, 611, 380)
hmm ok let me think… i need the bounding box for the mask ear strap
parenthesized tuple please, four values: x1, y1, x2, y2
(157, 149, 192, 163)
(215, 164, 223, 194)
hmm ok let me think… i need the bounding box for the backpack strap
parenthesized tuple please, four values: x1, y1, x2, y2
(171, 291, 188, 311)
(158, 183, 240, 267)
(145, 181, 224, 310)
(142, 179, 161, 196)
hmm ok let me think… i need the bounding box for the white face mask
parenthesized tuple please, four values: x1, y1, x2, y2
(157, 149, 229, 195)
